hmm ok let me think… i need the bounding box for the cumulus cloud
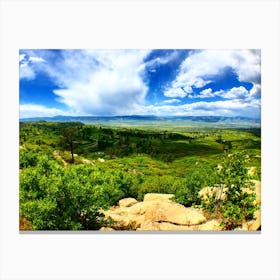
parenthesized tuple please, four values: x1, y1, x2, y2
(220, 86, 249, 99)
(197, 88, 215, 98)
(20, 50, 151, 116)
(20, 104, 69, 119)
(29, 56, 45, 63)
(19, 51, 46, 80)
(20, 63, 36, 80)
(164, 87, 187, 98)
(135, 98, 260, 118)
(162, 99, 181, 104)
(164, 49, 261, 100)
(19, 49, 261, 118)
(189, 86, 251, 100)
(145, 50, 179, 68)
(19, 54, 26, 62)
(249, 83, 261, 97)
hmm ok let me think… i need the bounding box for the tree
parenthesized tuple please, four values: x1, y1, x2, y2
(202, 152, 259, 230)
(61, 127, 79, 163)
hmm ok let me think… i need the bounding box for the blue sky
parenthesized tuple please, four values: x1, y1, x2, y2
(19, 49, 261, 118)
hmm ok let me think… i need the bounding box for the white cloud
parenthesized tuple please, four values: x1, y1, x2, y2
(162, 99, 181, 104)
(198, 88, 215, 98)
(164, 87, 187, 98)
(165, 49, 261, 100)
(19, 63, 36, 80)
(249, 83, 261, 97)
(19, 49, 261, 118)
(19, 52, 46, 80)
(20, 104, 69, 119)
(220, 86, 249, 99)
(145, 50, 179, 68)
(19, 54, 26, 62)
(135, 98, 260, 118)
(20, 50, 151, 116)
(29, 56, 45, 63)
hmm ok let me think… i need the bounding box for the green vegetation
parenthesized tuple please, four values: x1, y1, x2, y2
(201, 152, 259, 229)
(19, 121, 261, 230)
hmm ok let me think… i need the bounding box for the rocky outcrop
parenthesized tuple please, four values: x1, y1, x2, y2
(118, 198, 138, 207)
(101, 180, 261, 231)
(101, 193, 207, 231)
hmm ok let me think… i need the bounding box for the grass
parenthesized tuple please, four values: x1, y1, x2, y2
(20, 121, 261, 183)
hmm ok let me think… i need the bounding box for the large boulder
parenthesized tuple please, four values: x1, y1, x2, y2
(137, 219, 222, 231)
(101, 180, 261, 231)
(100, 227, 115, 231)
(102, 193, 206, 230)
(119, 198, 138, 207)
(143, 193, 175, 202)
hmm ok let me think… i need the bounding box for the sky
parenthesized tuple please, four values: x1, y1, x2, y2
(19, 49, 261, 119)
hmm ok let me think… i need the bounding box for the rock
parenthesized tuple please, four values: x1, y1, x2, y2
(101, 180, 261, 231)
(82, 158, 91, 164)
(100, 227, 115, 231)
(102, 209, 145, 230)
(132, 199, 206, 225)
(98, 158, 105, 163)
(119, 198, 138, 207)
(239, 209, 261, 231)
(137, 221, 162, 231)
(102, 193, 206, 231)
(128, 169, 137, 174)
(196, 219, 222, 231)
(152, 204, 206, 225)
(138, 221, 193, 231)
(198, 186, 227, 201)
(199, 180, 261, 204)
(248, 166, 256, 176)
(143, 193, 174, 202)
(137, 220, 222, 231)
(241, 180, 261, 205)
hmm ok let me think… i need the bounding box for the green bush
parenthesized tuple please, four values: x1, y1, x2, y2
(173, 164, 216, 207)
(201, 152, 259, 230)
(20, 158, 140, 230)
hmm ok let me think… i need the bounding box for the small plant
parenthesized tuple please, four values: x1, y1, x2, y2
(202, 152, 259, 230)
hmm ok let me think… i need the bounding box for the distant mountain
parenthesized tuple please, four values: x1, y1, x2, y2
(19, 115, 260, 129)
(20, 115, 260, 123)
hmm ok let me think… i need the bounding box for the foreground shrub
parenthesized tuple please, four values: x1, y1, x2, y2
(201, 152, 259, 230)
(174, 164, 217, 207)
(20, 159, 137, 230)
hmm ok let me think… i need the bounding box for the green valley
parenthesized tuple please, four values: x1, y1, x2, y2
(19, 118, 261, 231)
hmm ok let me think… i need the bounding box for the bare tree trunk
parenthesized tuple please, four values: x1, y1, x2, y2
(70, 142, 74, 164)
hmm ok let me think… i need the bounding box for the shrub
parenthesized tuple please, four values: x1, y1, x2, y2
(201, 152, 259, 230)
(173, 164, 217, 207)
(20, 161, 139, 230)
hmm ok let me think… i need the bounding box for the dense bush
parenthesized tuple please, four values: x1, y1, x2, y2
(201, 152, 259, 230)
(135, 175, 184, 200)
(173, 164, 217, 207)
(20, 156, 139, 230)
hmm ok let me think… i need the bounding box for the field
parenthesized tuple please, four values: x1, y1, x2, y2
(19, 118, 261, 230)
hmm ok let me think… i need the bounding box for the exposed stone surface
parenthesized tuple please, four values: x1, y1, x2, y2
(100, 227, 115, 231)
(102, 193, 206, 231)
(100, 181, 261, 231)
(143, 193, 175, 202)
(119, 198, 138, 207)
